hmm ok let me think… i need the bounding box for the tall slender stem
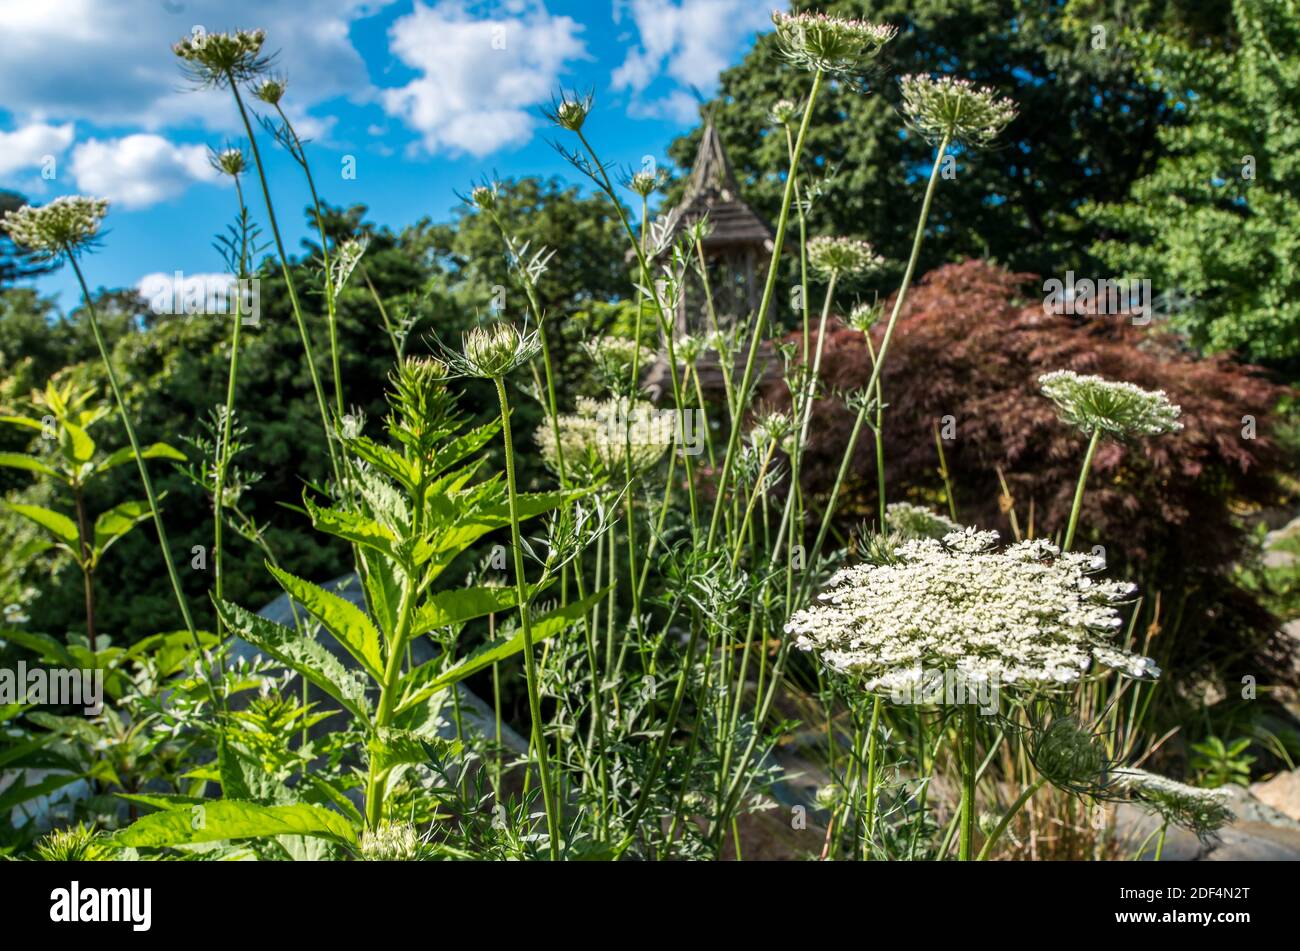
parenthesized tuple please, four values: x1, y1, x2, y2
(1063, 428, 1101, 552)
(226, 75, 340, 485)
(68, 256, 216, 705)
(494, 376, 560, 860)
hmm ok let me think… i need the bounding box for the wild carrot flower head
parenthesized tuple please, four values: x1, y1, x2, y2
(1113, 769, 1233, 840)
(3, 196, 109, 258)
(536, 396, 671, 479)
(455, 322, 540, 378)
(210, 146, 247, 177)
(674, 333, 704, 365)
(1031, 717, 1107, 790)
(470, 183, 499, 212)
(883, 502, 960, 541)
(546, 91, 594, 132)
(771, 11, 896, 77)
(749, 410, 792, 449)
(768, 98, 801, 127)
(848, 300, 883, 333)
(786, 528, 1158, 692)
(900, 74, 1017, 150)
(629, 170, 661, 198)
(173, 28, 270, 87)
(1038, 370, 1182, 440)
(808, 236, 883, 278)
(252, 75, 288, 105)
(582, 336, 655, 389)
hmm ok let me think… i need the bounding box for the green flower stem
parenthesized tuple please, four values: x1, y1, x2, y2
(1063, 427, 1102, 552)
(959, 705, 979, 861)
(766, 269, 837, 567)
(705, 68, 824, 550)
(797, 136, 951, 604)
(213, 176, 250, 640)
(274, 102, 344, 418)
(862, 694, 882, 856)
(975, 776, 1045, 861)
(364, 578, 417, 828)
(68, 256, 217, 706)
(227, 75, 341, 486)
(493, 376, 561, 860)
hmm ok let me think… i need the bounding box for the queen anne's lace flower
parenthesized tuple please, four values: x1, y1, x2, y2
(771, 11, 897, 76)
(848, 300, 883, 333)
(884, 502, 960, 541)
(900, 75, 1017, 149)
(582, 336, 656, 388)
(808, 236, 884, 278)
(536, 397, 671, 479)
(210, 146, 247, 177)
(786, 528, 1158, 691)
(3, 196, 109, 258)
(768, 98, 801, 127)
(173, 28, 270, 87)
(1113, 769, 1233, 839)
(1039, 370, 1182, 439)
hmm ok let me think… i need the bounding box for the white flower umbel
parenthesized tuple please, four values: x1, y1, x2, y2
(900, 75, 1017, 150)
(883, 501, 960, 541)
(582, 336, 656, 390)
(808, 236, 884, 279)
(1113, 768, 1233, 840)
(359, 820, 423, 861)
(771, 11, 897, 77)
(786, 528, 1159, 691)
(1038, 370, 1183, 440)
(3, 196, 109, 259)
(535, 396, 671, 479)
(173, 28, 270, 87)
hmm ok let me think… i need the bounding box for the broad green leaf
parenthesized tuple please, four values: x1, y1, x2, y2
(6, 503, 79, 547)
(214, 599, 371, 726)
(304, 497, 399, 560)
(0, 772, 80, 814)
(409, 581, 552, 637)
(267, 564, 385, 680)
(0, 627, 75, 666)
(96, 441, 186, 474)
(367, 727, 459, 773)
(0, 732, 55, 770)
(92, 498, 153, 559)
(429, 419, 500, 480)
(61, 421, 95, 465)
(0, 452, 61, 479)
(430, 489, 583, 562)
(114, 800, 356, 848)
(346, 436, 416, 490)
(362, 555, 403, 640)
(398, 588, 604, 715)
(0, 415, 46, 433)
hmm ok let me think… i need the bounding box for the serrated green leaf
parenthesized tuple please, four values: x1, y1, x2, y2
(214, 599, 371, 727)
(114, 800, 356, 848)
(267, 564, 385, 680)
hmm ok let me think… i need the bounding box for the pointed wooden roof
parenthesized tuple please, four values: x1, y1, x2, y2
(655, 120, 774, 256)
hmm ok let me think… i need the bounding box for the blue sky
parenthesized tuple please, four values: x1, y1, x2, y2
(0, 1, 780, 308)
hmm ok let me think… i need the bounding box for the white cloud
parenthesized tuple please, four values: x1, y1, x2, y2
(611, 0, 775, 120)
(0, 0, 390, 132)
(70, 135, 221, 209)
(381, 1, 587, 157)
(0, 122, 74, 177)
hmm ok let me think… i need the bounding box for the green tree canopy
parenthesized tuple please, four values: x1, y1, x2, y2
(1082, 0, 1300, 366)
